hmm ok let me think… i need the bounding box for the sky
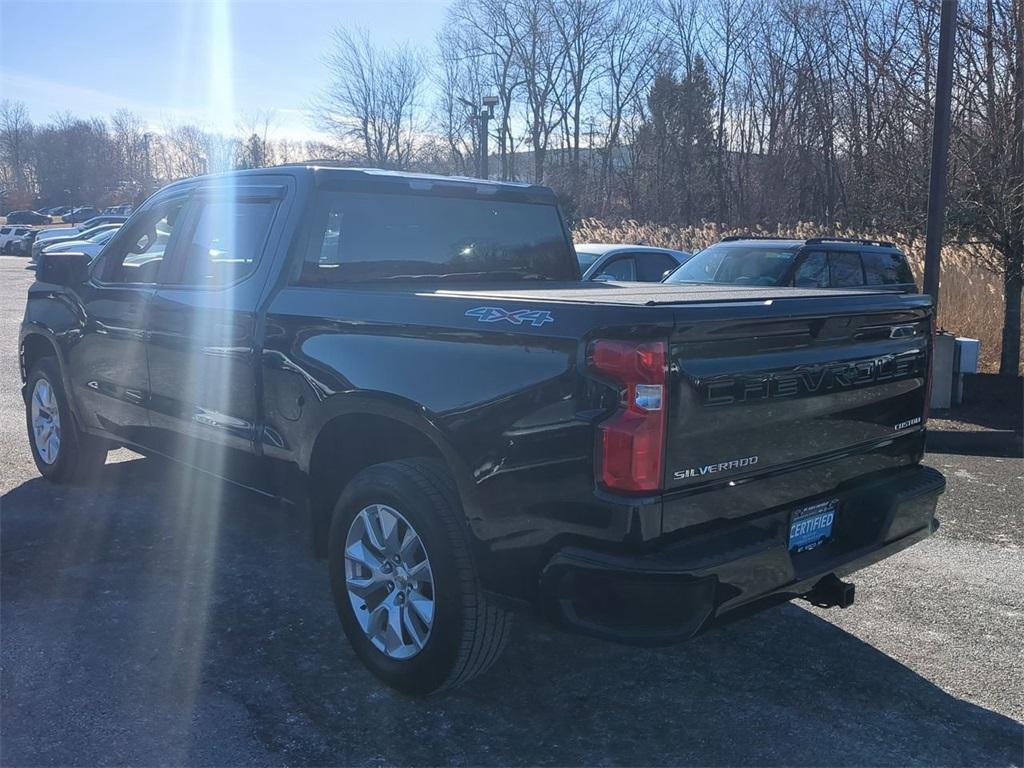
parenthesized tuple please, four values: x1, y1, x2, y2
(0, 0, 450, 142)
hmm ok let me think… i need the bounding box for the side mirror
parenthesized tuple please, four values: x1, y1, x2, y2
(37, 251, 91, 286)
(593, 273, 616, 282)
(662, 268, 677, 281)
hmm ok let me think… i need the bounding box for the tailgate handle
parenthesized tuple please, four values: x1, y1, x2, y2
(890, 325, 917, 339)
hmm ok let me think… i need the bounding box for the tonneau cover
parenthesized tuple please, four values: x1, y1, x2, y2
(436, 281, 931, 307)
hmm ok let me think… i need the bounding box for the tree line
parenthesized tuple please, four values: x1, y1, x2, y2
(0, 0, 1020, 371)
(314, 0, 1020, 373)
(0, 105, 310, 210)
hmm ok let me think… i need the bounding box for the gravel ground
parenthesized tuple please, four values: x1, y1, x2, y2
(1, 255, 1021, 766)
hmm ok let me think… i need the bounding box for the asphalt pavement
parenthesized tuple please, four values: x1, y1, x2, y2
(1, 255, 1021, 766)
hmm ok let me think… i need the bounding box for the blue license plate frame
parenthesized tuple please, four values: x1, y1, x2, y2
(788, 498, 838, 552)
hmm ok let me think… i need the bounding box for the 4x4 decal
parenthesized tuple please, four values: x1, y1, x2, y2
(465, 306, 554, 327)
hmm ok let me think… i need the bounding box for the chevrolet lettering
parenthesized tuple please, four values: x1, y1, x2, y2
(701, 352, 926, 406)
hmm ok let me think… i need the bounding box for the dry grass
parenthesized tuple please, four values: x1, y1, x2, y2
(575, 219, 1016, 373)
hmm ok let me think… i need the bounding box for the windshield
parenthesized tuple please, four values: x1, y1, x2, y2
(76, 225, 114, 240)
(87, 228, 117, 243)
(666, 243, 798, 285)
(298, 190, 575, 283)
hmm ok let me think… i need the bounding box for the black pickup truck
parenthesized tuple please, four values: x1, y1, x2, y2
(21, 167, 945, 693)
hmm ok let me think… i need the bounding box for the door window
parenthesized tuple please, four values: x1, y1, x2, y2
(170, 199, 277, 286)
(828, 252, 865, 287)
(97, 197, 187, 284)
(599, 257, 637, 281)
(793, 252, 829, 288)
(634, 252, 678, 282)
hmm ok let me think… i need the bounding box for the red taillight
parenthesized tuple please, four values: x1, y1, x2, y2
(588, 339, 667, 493)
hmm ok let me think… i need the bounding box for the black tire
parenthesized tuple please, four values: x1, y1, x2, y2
(25, 357, 108, 484)
(328, 458, 511, 694)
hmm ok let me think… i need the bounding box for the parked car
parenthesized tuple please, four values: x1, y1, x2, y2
(77, 215, 129, 230)
(102, 205, 133, 216)
(664, 236, 918, 292)
(32, 223, 122, 261)
(64, 206, 100, 224)
(5, 210, 52, 225)
(575, 243, 691, 282)
(39, 227, 120, 261)
(32, 226, 77, 244)
(47, 206, 71, 217)
(0, 226, 34, 254)
(21, 166, 944, 694)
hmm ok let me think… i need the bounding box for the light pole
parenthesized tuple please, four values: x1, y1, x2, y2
(479, 96, 498, 180)
(460, 96, 499, 179)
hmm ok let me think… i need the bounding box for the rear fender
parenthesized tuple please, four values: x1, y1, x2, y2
(302, 391, 482, 521)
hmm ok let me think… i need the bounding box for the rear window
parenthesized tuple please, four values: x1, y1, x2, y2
(666, 243, 797, 286)
(863, 250, 914, 285)
(576, 251, 601, 271)
(296, 190, 574, 284)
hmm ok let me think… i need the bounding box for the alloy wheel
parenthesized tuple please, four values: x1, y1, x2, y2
(344, 503, 436, 659)
(30, 378, 61, 465)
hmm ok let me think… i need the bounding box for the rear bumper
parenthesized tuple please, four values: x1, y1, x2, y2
(539, 464, 945, 644)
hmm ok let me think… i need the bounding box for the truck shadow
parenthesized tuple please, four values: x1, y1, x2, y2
(926, 428, 1023, 458)
(1, 456, 1021, 767)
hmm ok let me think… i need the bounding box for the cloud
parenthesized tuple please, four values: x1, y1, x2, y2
(0, 67, 327, 143)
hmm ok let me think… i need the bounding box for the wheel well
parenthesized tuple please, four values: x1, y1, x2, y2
(307, 413, 444, 557)
(20, 334, 58, 382)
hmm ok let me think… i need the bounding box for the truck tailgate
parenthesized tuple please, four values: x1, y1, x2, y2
(665, 294, 932, 491)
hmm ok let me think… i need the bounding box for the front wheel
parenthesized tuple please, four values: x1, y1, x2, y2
(328, 458, 511, 694)
(25, 357, 108, 484)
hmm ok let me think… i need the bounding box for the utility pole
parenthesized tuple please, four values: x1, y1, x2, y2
(142, 132, 152, 194)
(923, 0, 958, 309)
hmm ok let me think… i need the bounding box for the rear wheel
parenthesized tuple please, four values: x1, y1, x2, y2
(328, 458, 511, 694)
(25, 357, 108, 484)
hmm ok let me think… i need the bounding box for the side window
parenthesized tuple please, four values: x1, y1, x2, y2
(635, 252, 678, 282)
(600, 256, 637, 281)
(98, 198, 187, 285)
(863, 250, 914, 285)
(171, 199, 277, 286)
(828, 252, 865, 287)
(793, 252, 828, 287)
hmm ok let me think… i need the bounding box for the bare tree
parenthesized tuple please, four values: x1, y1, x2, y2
(547, 0, 610, 189)
(314, 27, 425, 168)
(0, 100, 34, 205)
(435, 23, 483, 175)
(110, 110, 148, 189)
(511, 0, 567, 182)
(599, 0, 662, 212)
(446, 0, 528, 180)
(235, 109, 277, 169)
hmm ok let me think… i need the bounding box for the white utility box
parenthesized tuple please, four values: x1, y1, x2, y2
(953, 337, 981, 405)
